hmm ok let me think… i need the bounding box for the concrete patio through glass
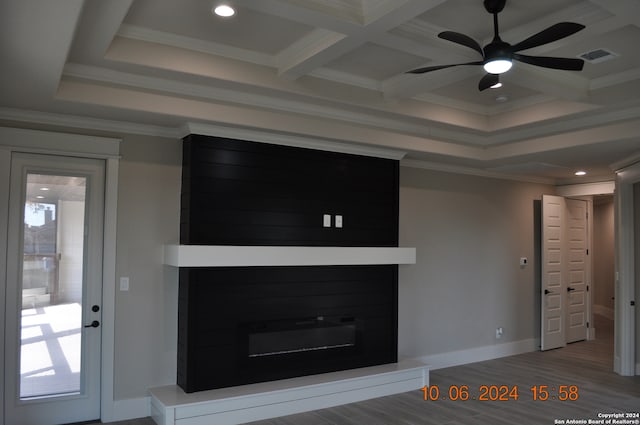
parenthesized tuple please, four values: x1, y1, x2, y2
(20, 302, 82, 399)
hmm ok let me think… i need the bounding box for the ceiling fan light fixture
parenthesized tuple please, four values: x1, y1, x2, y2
(213, 4, 235, 17)
(484, 59, 512, 74)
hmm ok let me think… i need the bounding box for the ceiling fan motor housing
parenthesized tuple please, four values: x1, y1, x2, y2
(484, 0, 506, 14)
(484, 40, 512, 64)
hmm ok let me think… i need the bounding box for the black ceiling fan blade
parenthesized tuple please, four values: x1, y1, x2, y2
(439, 31, 484, 57)
(511, 22, 585, 52)
(479, 73, 499, 91)
(513, 53, 585, 71)
(407, 61, 483, 74)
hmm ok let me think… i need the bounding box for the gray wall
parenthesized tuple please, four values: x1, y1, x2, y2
(593, 197, 615, 315)
(397, 166, 554, 358)
(3, 125, 638, 405)
(111, 153, 555, 398)
(114, 134, 181, 399)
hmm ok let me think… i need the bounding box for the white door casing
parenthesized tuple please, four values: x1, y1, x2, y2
(0, 127, 120, 422)
(614, 163, 639, 376)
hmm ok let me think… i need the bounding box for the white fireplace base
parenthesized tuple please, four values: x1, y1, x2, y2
(149, 360, 428, 425)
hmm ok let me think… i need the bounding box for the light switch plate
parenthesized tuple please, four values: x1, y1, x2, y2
(120, 277, 130, 291)
(335, 215, 343, 228)
(323, 214, 331, 228)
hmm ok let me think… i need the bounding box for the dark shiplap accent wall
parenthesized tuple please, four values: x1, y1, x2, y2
(180, 135, 399, 246)
(177, 135, 400, 393)
(177, 265, 398, 393)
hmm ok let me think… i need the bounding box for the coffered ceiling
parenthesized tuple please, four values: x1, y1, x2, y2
(1, 0, 640, 184)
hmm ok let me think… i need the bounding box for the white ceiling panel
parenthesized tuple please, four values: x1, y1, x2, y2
(2, 0, 640, 184)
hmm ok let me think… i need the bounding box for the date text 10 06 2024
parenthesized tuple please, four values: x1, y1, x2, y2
(421, 384, 580, 401)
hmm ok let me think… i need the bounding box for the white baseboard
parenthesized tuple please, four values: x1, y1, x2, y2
(106, 397, 150, 422)
(414, 338, 539, 370)
(106, 338, 545, 423)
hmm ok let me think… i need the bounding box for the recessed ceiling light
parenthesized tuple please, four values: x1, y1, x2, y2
(40, 187, 50, 191)
(495, 95, 508, 103)
(36, 195, 45, 199)
(490, 82, 502, 89)
(213, 4, 235, 17)
(575, 170, 587, 176)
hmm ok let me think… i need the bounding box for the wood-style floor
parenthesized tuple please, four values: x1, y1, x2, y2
(94, 315, 640, 425)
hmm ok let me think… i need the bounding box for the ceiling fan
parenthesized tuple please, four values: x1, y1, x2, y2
(407, 0, 586, 91)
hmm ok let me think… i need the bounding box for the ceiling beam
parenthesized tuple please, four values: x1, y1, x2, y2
(276, 29, 355, 79)
(69, 0, 134, 62)
(242, 0, 449, 80)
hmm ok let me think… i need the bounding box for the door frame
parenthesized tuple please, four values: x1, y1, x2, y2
(557, 176, 637, 376)
(5, 153, 105, 423)
(0, 127, 120, 422)
(614, 162, 639, 376)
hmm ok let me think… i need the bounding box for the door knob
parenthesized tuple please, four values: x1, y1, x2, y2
(84, 320, 100, 328)
(544, 289, 553, 294)
(92, 305, 100, 312)
(567, 287, 576, 292)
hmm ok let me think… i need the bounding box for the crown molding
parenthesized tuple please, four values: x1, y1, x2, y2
(400, 158, 556, 185)
(0, 107, 180, 138)
(611, 150, 640, 172)
(181, 122, 407, 160)
(555, 181, 615, 197)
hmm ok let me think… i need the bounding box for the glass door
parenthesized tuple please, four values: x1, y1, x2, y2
(4, 154, 104, 425)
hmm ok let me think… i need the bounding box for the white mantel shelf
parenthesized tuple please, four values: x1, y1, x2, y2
(163, 245, 416, 267)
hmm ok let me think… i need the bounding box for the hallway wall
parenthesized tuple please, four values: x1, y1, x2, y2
(593, 197, 615, 319)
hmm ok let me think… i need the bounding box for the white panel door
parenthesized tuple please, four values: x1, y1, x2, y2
(4, 153, 104, 425)
(565, 199, 588, 343)
(541, 195, 566, 350)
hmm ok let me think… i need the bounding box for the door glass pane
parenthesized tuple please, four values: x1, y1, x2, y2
(20, 174, 86, 399)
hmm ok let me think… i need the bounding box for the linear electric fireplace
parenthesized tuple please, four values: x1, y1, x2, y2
(246, 317, 357, 359)
(177, 135, 401, 393)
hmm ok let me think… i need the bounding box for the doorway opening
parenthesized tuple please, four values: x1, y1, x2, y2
(4, 155, 104, 425)
(541, 194, 616, 350)
(592, 195, 616, 340)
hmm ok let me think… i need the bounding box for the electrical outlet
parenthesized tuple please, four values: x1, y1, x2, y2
(496, 327, 503, 339)
(335, 215, 343, 228)
(120, 277, 130, 291)
(323, 214, 331, 228)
